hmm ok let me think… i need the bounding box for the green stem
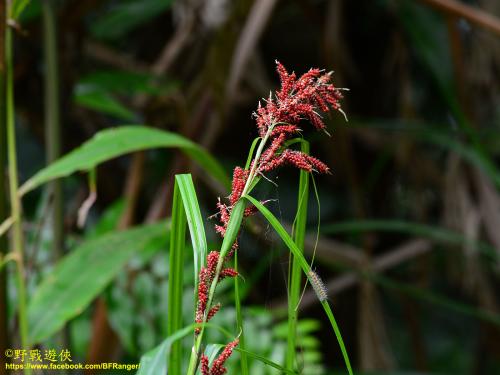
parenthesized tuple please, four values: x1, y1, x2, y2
(0, 1, 8, 370)
(285, 141, 309, 370)
(167, 182, 186, 375)
(186, 123, 280, 375)
(6, 16, 30, 375)
(234, 248, 249, 375)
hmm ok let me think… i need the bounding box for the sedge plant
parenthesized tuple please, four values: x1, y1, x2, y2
(184, 61, 351, 375)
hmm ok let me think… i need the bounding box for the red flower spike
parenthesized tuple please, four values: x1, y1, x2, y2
(197, 61, 345, 354)
(210, 339, 239, 375)
(207, 303, 221, 321)
(305, 154, 330, 174)
(201, 355, 210, 375)
(282, 150, 313, 172)
(261, 132, 286, 165)
(225, 241, 238, 259)
(271, 125, 300, 137)
(219, 268, 238, 280)
(215, 224, 226, 237)
(230, 167, 248, 206)
(244, 205, 258, 217)
(207, 251, 219, 278)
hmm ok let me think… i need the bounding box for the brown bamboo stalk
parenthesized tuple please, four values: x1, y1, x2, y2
(420, 0, 500, 36)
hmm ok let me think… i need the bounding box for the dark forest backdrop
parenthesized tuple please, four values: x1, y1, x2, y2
(2, 0, 500, 374)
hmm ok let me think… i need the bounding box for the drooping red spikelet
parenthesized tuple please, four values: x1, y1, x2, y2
(305, 154, 330, 174)
(282, 150, 313, 172)
(210, 339, 239, 375)
(219, 268, 238, 280)
(207, 303, 221, 321)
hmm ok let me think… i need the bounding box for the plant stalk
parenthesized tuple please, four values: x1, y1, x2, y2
(285, 141, 309, 370)
(186, 124, 276, 375)
(6, 12, 30, 374)
(0, 2, 8, 373)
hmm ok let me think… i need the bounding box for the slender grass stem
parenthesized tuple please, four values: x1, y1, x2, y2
(234, 248, 249, 375)
(285, 141, 309, 371)
(187, 124, 278, 375)
(0, 0, 8, 366)
(6, 17, 30, 374)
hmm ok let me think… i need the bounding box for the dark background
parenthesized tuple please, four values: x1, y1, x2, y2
(4, 0, 500, 374)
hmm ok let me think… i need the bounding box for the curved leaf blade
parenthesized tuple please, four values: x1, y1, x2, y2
(19, 126, 230, 195)
(175, 174, 208, 291)
(244, 195, 353, 375)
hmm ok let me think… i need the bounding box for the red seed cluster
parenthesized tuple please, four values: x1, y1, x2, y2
(230, 167, 249, 206)
(201, 355, 210, 375)
(207, 339, 240, 375)
(255, 61, 344, 137)
(195, 251, 237, 334)
(195, 61, 345, 371)
(200, 339, 240, 375)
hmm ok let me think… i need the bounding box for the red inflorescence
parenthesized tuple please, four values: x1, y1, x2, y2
(210, 339, 240, 375)
(201, 355, 210, 375)
(195, 61, 345, 369)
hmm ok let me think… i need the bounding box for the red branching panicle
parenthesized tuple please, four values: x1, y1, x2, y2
(193, 61, 345, 370)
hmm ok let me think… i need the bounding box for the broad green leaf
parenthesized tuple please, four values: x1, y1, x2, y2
(19, 126, 230, 196)
(27, 222, 169, 344)
(10, 0, 30, 19)
(91, 0, 173, 41)
(74, 84, 136, 121)
(244, 195, 353, 375)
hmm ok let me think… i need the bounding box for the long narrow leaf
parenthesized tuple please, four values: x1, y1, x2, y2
(286, 140, 309, 371)
(244, 195, 353, 375)
(168, 183, 186, 375)
(175, 174, 208, 294)
(234, 248, 249, 375)
(19, 126, 230, 196)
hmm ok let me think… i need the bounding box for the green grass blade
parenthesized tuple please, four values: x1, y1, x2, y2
(19, 125, 230, 196)
(27, 222, 169, 345)
(322, 219, 497, 261)
(286, 140, 309, 371)
(175, 174, 208, 296)
(168, 183, 186, 375)
(206, 344, 298, 374)
(137, 325, 192, 375)
(244, 195, 353, 375)
(245, 137, 261, 169)
(220, 200, 245, 259)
